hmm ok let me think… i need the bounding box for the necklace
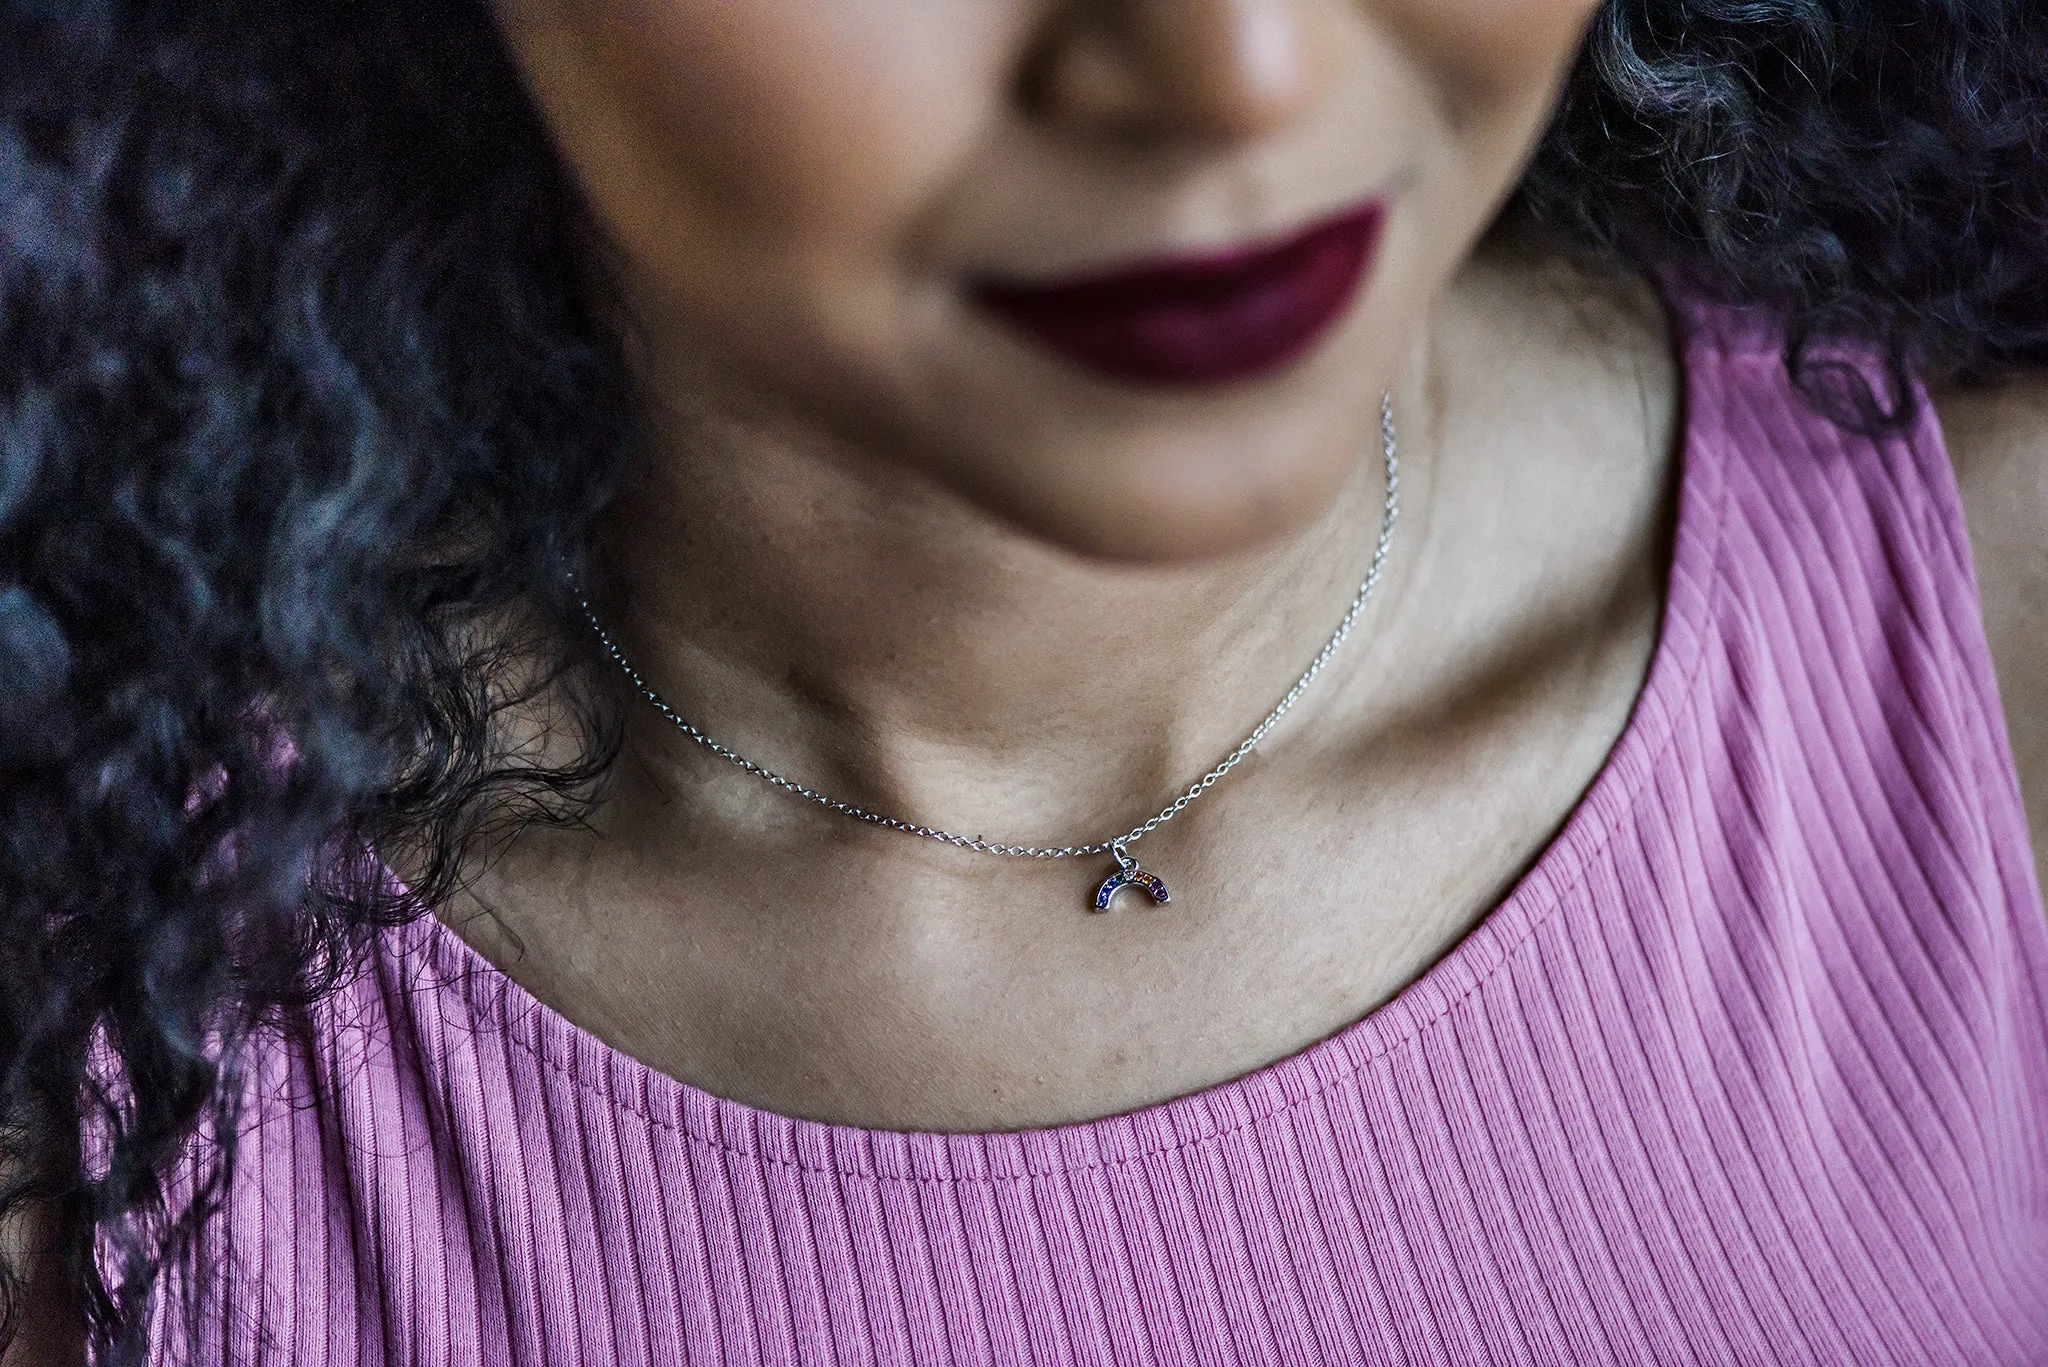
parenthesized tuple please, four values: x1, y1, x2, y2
(578, 392, 1400, 913)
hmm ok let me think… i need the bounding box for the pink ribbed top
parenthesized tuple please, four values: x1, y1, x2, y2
(164, 303, 2048, 1363)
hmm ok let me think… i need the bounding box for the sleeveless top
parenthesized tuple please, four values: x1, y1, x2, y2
(156, 303, 2048, 1364)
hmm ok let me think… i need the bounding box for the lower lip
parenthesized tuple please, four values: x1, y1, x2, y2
(970, 201, 1386, 389)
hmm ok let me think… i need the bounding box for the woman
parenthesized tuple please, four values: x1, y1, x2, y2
(3, 0, 2046, 1361)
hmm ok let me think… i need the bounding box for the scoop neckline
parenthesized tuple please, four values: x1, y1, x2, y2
(396, 298, 1731, 1176)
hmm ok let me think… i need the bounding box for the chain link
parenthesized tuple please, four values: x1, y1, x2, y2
(579, 392, 1400, 860)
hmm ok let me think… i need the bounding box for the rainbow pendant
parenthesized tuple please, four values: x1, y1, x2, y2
(1092, 843, 1171, 912)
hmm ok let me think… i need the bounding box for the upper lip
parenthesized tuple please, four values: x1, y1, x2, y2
(967, 197, 1388, 296)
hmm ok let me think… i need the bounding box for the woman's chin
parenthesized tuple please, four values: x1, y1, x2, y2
(946, 441, 1360, 567)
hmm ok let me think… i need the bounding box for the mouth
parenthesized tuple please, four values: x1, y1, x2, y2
(968, 199, 1387, 389)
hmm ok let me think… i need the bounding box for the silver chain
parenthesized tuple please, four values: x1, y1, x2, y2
(578, 392, 1399, 860)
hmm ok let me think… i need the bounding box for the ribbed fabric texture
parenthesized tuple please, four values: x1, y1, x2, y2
(160, 303, 2048, 1364)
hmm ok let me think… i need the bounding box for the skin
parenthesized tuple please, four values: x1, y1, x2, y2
(14, 7, 2048, 1362)
(1936, 382, 2048, 885)
(504, 0, 1590, 561)
(0, 1202, 76, 1367)
(457, 0, 1675, 1133)
(446, 0, 2048, 1142)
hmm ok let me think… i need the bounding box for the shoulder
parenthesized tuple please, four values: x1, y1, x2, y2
(0, 1188, 82, 1365)
(1935, 378, 2048, 889)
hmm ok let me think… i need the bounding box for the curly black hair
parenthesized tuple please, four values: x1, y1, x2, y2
(2, 1, 2045, 1360)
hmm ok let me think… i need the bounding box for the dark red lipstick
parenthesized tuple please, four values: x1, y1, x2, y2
(971, 201, 1385, 388)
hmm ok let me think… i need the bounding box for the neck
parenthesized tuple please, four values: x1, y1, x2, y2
(592, 373, 1416, 850)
